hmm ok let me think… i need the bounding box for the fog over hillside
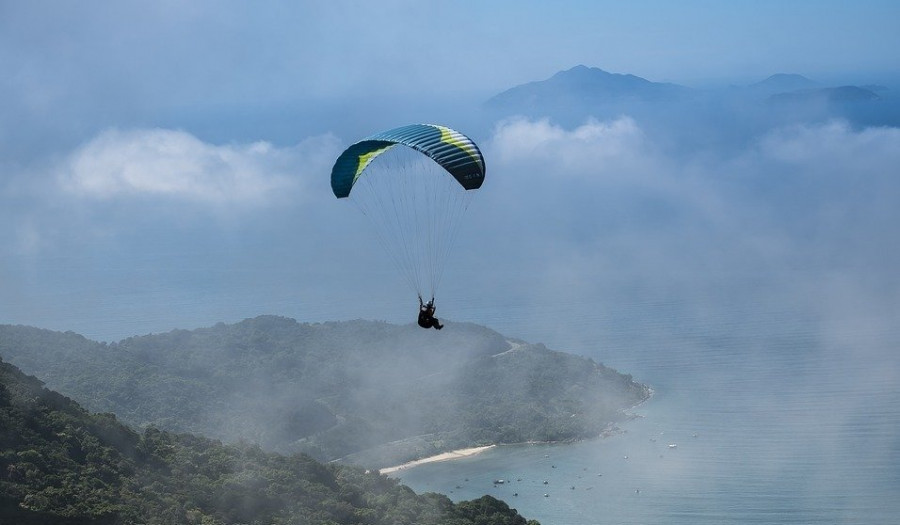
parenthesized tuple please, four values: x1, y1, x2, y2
(0, 355, 538, 525)
(0, 317, 650, 469)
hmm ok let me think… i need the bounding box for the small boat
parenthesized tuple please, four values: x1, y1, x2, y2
(668, 443, 678, 449)
(493, 479, 505, 485)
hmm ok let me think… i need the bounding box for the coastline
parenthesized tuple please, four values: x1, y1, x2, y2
(379, 389, 654, 476)
(379, 445, 496, 475)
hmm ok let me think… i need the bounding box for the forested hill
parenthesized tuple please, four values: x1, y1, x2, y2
(0, 356, 537, 525)
(0, 317, 650, 468)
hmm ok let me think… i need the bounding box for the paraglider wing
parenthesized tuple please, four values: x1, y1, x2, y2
(329, 123, 485, 301)
(331, 124, 485, 198)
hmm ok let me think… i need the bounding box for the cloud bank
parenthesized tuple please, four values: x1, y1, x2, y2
(2, 110, 898, 344)
(57, 128, 339, 206)
(470, 116, 900, 343)
(487, 116, 900, 240)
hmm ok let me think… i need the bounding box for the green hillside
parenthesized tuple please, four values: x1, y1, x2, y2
(1, 356, 537, 524)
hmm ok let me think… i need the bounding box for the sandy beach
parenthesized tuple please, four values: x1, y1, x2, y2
(379, 445, 496, 475)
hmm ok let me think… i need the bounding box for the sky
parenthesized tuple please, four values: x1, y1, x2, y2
(1, 0, 899, 343)
(4, 1, 899, 142)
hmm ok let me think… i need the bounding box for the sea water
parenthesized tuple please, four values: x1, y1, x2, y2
(390, 301, 900, 525)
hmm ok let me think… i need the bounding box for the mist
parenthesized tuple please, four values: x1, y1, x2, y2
(3, 75, 898, 357)
(2, 3, 900, 521)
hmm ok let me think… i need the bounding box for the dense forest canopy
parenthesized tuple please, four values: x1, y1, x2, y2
(1, 356, 539, 525)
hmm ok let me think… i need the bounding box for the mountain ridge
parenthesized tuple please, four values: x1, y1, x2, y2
(750, 73, 820, 93)
(481, 64, 894, 145)
(486, 64, 690, 110)
(486, 64, 883, 110)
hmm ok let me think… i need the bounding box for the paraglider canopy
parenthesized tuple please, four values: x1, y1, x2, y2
(331, 123, 485, 198)
(330, 123, 485, 302)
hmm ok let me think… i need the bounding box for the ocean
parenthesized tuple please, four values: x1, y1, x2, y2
(389, 298, 900, 525)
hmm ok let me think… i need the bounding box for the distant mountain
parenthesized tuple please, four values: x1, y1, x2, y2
(749, 73, 820, 94)
(0, 356, 537, 525)
(0, 317, 650, 469)
(745, 74, 880, 103)
(481, 66, 895, 140)
(486, 65, 691, 114)
(769, 85, 881, 103)
(488, 66, 887, 111)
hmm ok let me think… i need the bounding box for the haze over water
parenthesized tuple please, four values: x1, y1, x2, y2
(392, 291, 900, 525)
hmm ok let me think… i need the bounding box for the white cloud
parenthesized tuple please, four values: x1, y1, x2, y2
(487, 117, 900, 229)
(489, 116, 653, 177)
(755, 119, 900, 173)
(58, 128, 339, 206)
(479, 116, 900, 316)
(484, 116, 724, 234)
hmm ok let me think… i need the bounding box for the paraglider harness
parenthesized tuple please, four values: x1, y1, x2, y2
(418, 296, 444, 330)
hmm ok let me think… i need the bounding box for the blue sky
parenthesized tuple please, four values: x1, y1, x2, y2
(1, 0, 899, 341)
(3, 1, 898, 126)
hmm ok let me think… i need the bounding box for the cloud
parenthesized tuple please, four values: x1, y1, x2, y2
(489, 116, 654, 177)
(746, 120, 900, 199)
(487, 116, 900, 232)
(57, 128, 339, 206)
(482, 116, 725, 241)
(475, 116, 900, 321)
(741, 121, 900, 244)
